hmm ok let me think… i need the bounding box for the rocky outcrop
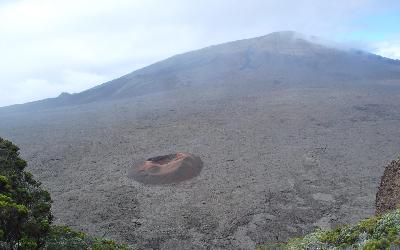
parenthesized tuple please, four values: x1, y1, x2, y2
(376, 158, 400, 215)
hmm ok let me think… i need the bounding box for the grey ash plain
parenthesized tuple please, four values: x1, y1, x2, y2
(1, 32, 400, 249)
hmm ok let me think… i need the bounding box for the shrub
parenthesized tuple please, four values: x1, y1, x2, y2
(258, 209, 400, 249)
(43, 225, 128, 250)
(0, 137, 52, 248)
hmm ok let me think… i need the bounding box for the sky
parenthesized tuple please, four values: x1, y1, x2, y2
(0, 0, 400, 107)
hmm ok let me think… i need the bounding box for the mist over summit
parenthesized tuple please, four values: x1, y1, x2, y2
(2, 31, 399, 113)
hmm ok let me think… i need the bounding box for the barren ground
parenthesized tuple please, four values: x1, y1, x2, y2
(1, 82, 400, 249)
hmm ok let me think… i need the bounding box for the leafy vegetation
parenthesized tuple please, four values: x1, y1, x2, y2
(0, 138, 52, 249)
(43, 225, 127, 250)
(0, 137, 128, 249)
(258, 209, 400, 250)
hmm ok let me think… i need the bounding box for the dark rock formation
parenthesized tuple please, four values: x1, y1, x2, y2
(128, 152, 203, 185)
(376, 158, 400, 215)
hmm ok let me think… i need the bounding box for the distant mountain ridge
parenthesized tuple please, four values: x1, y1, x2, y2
(2, 31, 400, 113)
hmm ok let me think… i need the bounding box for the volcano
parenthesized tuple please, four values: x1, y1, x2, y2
(129, 153, 203, 185)
(1, 31, 399, 113)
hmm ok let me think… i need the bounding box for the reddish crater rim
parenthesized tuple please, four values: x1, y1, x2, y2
(146, 152, 186, 166)
(128, 152, 203, 185)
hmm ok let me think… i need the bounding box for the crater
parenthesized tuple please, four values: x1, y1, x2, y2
(129, 152, 203, 185)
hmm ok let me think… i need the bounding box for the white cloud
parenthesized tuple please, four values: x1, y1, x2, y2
(0, 70, 110, 106)
(0, 0, 399, 106)
(59, 69, 109, 94)
(0, 78, 56, 106)
(374, 41, 400, 59)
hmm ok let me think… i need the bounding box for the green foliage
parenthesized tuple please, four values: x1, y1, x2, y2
(0, 175, 11, 190)
(19, 236, 38, 249)
(258, 209, 400, 250)
(0, 137, 128, 249)
(0, 137, 53, 248)
(43, 225, 128, 250)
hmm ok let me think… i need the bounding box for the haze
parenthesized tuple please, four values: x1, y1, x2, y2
(1, 0, 400, 107)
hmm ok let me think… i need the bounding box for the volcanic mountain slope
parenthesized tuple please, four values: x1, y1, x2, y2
(1, 31, 400, 113)
(1, 31, 400, 249)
